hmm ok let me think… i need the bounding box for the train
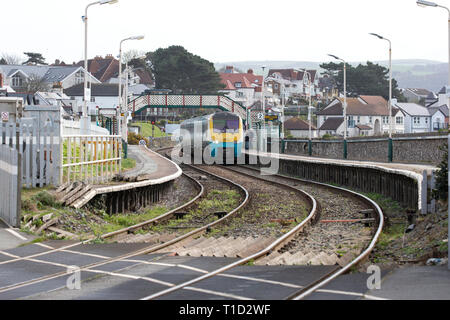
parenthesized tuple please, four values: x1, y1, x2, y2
(178, 111, 244, 160)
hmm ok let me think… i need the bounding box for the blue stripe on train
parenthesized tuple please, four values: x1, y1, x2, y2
(209, 142, 243, 157)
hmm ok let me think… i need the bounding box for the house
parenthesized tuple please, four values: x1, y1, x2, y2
(219, 67, 263, 108)
(318, 117, 344, 137)
(75, 55, 154, 87)
(0, 64, 99, 92)
(426, 86, 449, 125)
(402, 88, 432, 103)
(64, 83, 120, 115)
(284, 117, 317, 138)
(394, 103, 432, 133)
(266, 68, 319, 99)
(428, 105, 448, 131)
(317, 95, 405, 137)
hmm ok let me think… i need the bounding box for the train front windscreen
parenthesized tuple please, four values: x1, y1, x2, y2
(212, 114, 240, 133)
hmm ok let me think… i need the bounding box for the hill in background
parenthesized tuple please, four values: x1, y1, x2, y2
(215, 59, 448, 92)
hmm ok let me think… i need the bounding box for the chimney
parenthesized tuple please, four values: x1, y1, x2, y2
(247, 69, 253, 74)
(438, 86, 449, 106)
(0, 73, 3, 88)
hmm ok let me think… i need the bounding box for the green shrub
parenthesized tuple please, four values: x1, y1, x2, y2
(128, 132, 149, 146)
(433, 142, 448, 200)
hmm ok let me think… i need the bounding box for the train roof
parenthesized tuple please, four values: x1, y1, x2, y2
(180, 111, 241, 125)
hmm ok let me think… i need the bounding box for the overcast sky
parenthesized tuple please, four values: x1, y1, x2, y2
(2, 0, 449, 64)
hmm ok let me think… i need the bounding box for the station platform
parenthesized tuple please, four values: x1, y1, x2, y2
(245, 150, 437, 176)
(70, 145, 182, 209)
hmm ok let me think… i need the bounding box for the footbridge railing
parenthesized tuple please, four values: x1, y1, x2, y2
(128, 94, 248, 122)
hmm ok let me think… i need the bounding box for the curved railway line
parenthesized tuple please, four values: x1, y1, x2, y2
(135, 148, 384, 300)
(0, 146, 384, 300)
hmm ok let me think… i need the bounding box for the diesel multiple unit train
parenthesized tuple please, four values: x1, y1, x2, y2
(179, 111, 244, 158)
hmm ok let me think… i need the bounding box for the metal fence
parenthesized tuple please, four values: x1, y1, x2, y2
(62, 135, 122, 184)
(0, 145, 21, 227)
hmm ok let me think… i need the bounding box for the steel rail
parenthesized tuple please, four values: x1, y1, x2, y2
(0, 163, 250, 294)
(141, 164, 318, 300)
(0, 153, 203, 267)
(233, 165, 384, 300)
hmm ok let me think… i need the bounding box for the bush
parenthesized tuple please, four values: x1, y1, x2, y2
(128, 132, 149, 146)
(433, 142, 448, 201)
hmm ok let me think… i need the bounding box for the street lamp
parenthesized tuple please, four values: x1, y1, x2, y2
(261, 65, 266, 152)
(370, 32, 393, 162)
(328, 54, 348, 159)
(300, 69, 313, 156)
(118, 35, 145, 157)
(416, 0, 450, 271)
(82, 0, 118, 134)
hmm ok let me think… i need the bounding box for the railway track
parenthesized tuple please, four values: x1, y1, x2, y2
(133, 149, 383, 300)
(0, 149, 250, 296)
(0, 146, 383, 300)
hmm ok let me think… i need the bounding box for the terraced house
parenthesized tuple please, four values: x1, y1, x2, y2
(317, 95, 406, 137)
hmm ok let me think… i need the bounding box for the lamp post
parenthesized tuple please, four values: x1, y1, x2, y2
(118, 35, 144, 157)
(370, 33, 393, 162)
(301, 69, 313, 156)
(416, 0, 450, 270)
(82, 0, 118, 134)
(261, 65, 266, 152)
(328, 54, 348, 159)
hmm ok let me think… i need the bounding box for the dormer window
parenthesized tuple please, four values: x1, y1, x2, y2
(234, 82, 242, 88)
(11, 74, 23, 87)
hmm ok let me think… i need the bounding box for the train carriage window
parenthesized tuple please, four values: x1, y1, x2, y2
(212, 113, 240, 133)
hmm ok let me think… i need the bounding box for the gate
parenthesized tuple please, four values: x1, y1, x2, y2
(0, 145, 21, 227)
(0, 106, 61, 188)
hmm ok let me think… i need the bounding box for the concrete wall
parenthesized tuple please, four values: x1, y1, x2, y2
(284, 135, 447, 165)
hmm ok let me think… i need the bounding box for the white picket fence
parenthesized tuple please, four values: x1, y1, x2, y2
(62, 135, 122, 184)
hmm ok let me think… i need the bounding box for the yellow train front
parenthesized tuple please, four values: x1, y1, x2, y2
(180, 111, 244, 159)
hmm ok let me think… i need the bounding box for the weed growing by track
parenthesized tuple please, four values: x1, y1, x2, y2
(149, 189, 241, 235)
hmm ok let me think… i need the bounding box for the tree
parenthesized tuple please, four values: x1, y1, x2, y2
(319, 61, 406, 101)
(148, 46, 225, 94)
(433, 143, 448, 201)
(22, 52, 47, 65)
(25, 74, 50, 93)
(1, 53, 23, 65)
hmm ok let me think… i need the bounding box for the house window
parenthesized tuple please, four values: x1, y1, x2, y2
(414, 117, 420, 125)
(382, 116, 389, 124)
(396, 117, 403, 124)
(75, 71, 84, 84)
(357, 116, 361, 123)
(425, 117, 429, 124)
(234, 82, 242, 88)
(274, 84, 279, 89)
(236, 92, 244, 98)
(369, 116, 373, 123)
(11, 74, 23, 87)
(348, 116, 355, 128)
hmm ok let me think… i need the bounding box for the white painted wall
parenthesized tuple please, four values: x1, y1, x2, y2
(62, 119, 109, 135)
